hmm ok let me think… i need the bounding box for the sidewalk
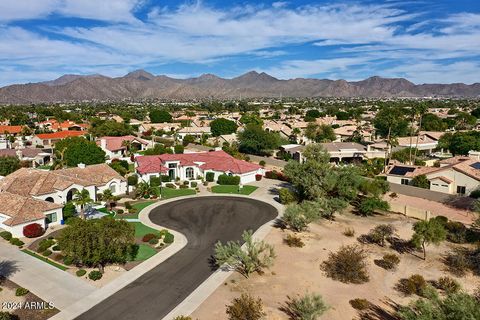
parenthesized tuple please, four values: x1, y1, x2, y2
(0, 242, 95, 310)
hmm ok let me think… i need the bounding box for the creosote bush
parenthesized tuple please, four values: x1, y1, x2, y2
(321, 244, 369, 284)
(173, 316, 192, 320)
(349, 298, 371, 310)
(225, 293, 265, 320)
(376, 253, 400, 270)
(280, 293, 329, 320)
(368, 224, 396, 247)
(284, 234, 305, 248)
(396, 274, 427, 296)
(436, 276, 461, 294)
(343, 228, 355, 237)
(15, 288, 29, 296)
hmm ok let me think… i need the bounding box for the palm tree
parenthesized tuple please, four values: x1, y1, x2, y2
(122, 140, 133, 157)
(73, 189, 93, 219)
(136, 181, 153, 199)
(412, 104, 428, 164)
(100, 189, 116, 210)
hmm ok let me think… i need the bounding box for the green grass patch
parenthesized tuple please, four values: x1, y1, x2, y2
(211, 185, 258, 195)
(21, 249, 68, 271)
(132, 222, 160, 238)
(115, 201, 156, 219)
(159, 187, 196, 199)
(130, 244, 157, 261)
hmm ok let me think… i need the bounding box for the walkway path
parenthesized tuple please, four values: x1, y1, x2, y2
(0, 242, 95, 310)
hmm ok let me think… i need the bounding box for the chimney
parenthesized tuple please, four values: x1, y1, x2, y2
(78, 163, 86, 169)
(16, 149, 22, 159)
(100, 138, 107, 150)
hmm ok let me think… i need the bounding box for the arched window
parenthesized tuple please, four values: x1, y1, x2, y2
(109, 182, 117, 193)
(45, 197, 54, 203)
(185, 167, 194, 179)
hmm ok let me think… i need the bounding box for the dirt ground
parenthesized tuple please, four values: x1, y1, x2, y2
(0, 276, 58, 320)
(191, 212, 480, 320)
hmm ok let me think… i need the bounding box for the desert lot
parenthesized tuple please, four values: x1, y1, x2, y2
(192, 211, 480, 320)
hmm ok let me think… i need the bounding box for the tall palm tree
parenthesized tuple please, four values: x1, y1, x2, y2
(121, 140, 133, 158)
(100, 189, 116, 210)
(412, 104, 428, 164)
(73, 189, 93, 219)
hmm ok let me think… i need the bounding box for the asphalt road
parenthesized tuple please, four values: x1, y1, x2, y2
(76, 196, 278, 320)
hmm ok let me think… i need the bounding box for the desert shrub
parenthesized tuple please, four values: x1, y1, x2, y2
(125, 201, 132, 210)
(163, 232, 174, 244)
(0, 311, 19, 320)
(281, 293, 329, 320)
(52, 245, 61, 251)
(368, 224, 396, 247)
(15, 287, 29, 296)
(445, 221, 468, 243)
(52, 253, 64, 261)
(37, 238, 55, 252)
(217, 174, 240, 185)
(436, 276, 461, 294)
(397, 274, 427, 296)
(470, 188, 480, 198)
(376, 253, 400, 270)
(149, 238, 159, 245)
(343, 228, 355, 237)
(22, 223, 45, 238)
(142, 233, 158, 242)
(63, 256, 74, 266)
(433, 215, 449, 227)
(116, 209, 124, 215)
(128, 207, 137, 214)
(226, 293, 265, 320)
(357, 197, 390, 216)
(349, 298, 370, 310)
(191, 181, 197, 188)
(282, 202, 320, 232)
(165, 183, 175, 188)
(76, 269, 87, 277)
(444, 249, 470, 276)
(205, 172, 215, 182)
(0, 231, 12, 241)
(321, 245, 369, 284)
(9, 238, 24, 246)
(179, 184, 188, 189)
(284, 234, 305, 248)
(88, 270, 103, 281)
(42, 249, 52, 257)
(278, 188, 297, 204)
(173, 316, 192, 320)
(259, 160, 266, 166)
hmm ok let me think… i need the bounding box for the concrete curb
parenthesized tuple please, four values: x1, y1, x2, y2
(161, 192, 284, 320)
(49, 198, 189, 320)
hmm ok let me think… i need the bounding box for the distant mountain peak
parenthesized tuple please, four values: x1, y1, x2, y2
(233, 71, 278, 82)
(125, 69, 155, 80)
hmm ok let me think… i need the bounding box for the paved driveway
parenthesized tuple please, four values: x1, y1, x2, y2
(76, 196, 278, 320)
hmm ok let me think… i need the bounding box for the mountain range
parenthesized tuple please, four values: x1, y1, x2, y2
(0, 70, 479, 104)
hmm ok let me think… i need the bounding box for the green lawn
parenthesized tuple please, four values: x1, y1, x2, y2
(132, 222, 160, 238)
(211, 185, 258, 195)
(21, 249, 68, 271)
(116, 201, 156, 219)
(157, 187, 196, 199)
(131, 244, 157, 261)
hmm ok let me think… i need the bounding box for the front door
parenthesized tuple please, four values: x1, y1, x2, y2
(168, 169, 175, 181)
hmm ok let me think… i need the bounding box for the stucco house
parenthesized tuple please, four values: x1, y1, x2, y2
(32, 131, 86, 147)
(135, 150, 263, 184)
(385, 156, 480, 195)
(0, 164, 126, 236)
(97, 135, 150, 159)
(176, 127, 211, 141)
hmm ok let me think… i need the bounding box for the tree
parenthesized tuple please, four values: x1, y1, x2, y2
(438, 131, 480, 155)
(239, 113, 263, 126)
(411, 219, 447, 260)
(281, 293, 329, 320)
(226, 294, 266, 320)
(89, 120, 133, 137)
(149, 110, 172, 123)
(55, 137, 106, 167)
(136, 181, 154, 198)
(411, 175, 430, 189)
(210, 118, 238, 136)
(282, 202, 321, 232)
(58, 217, 135, 272)
(0, 156, 20, 176)
(421, 113, 448, 131)
(62, 202, 76, 222)
(214, 230, 276, 278)
(73, 189, 93, 219)
(238, 124, 283, 156)
(368, 224, 396, 247)
(305, 123, 336, 142)
(357, 197, 390, 216)
(100, 189, 116, 210)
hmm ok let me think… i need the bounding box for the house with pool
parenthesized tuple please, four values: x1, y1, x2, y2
(135, 150, 264, 184)
(0, 163, 126, 236)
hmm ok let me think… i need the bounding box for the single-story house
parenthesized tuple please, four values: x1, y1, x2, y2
(176, 127, 211, 140)
(97, 135, 150, 159)
(0, 148, 52, 167)
(32, 131, 86, 147)
(136, 150, 263, 184)
(0, 192, 63, 237)
(385, 156, 480, 195)
(138, 123, 181, 134)
(38, 119, 88, 131)
(0, 125, 24, 137)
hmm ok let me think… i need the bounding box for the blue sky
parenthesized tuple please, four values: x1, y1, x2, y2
(0, 0, 479, 86)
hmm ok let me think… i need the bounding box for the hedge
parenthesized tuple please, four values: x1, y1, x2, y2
(217, 174, 240, 185)
(164, 232, 174, 244)
(205, 172, 215, 182)
(88, 270, 103, 281)
(76, 269, 87, 277)
(0, 231, 12, 241)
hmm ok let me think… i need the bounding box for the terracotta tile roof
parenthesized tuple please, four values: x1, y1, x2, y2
(36, 131, 86, 140)
(0, 192, 62, 226)
(452, 159, 480, 182)
(0, 148, 44, 158)
(0, 164, 124, 196)
(396, 134, 438, 146)
(136, 150, 261, 175)
(97, 135, 149, 151)
(178, 127, 211, 134)
(0, 125, 23, 134)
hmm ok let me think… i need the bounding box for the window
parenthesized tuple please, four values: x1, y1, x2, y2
(109, 183, 117, 193)
(168, 163, 177, 168)
(46, 212, 57, 223)
(401, 178, 409, 185)
(457, 186, 466, 195)
(185, 167, 194, 179)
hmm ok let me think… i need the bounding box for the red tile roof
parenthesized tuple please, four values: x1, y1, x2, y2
(97, 135, 149, 151)
(136, 150, 261, 175)
(36, 131, 86, 140)
(0, 125, 23, 134)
